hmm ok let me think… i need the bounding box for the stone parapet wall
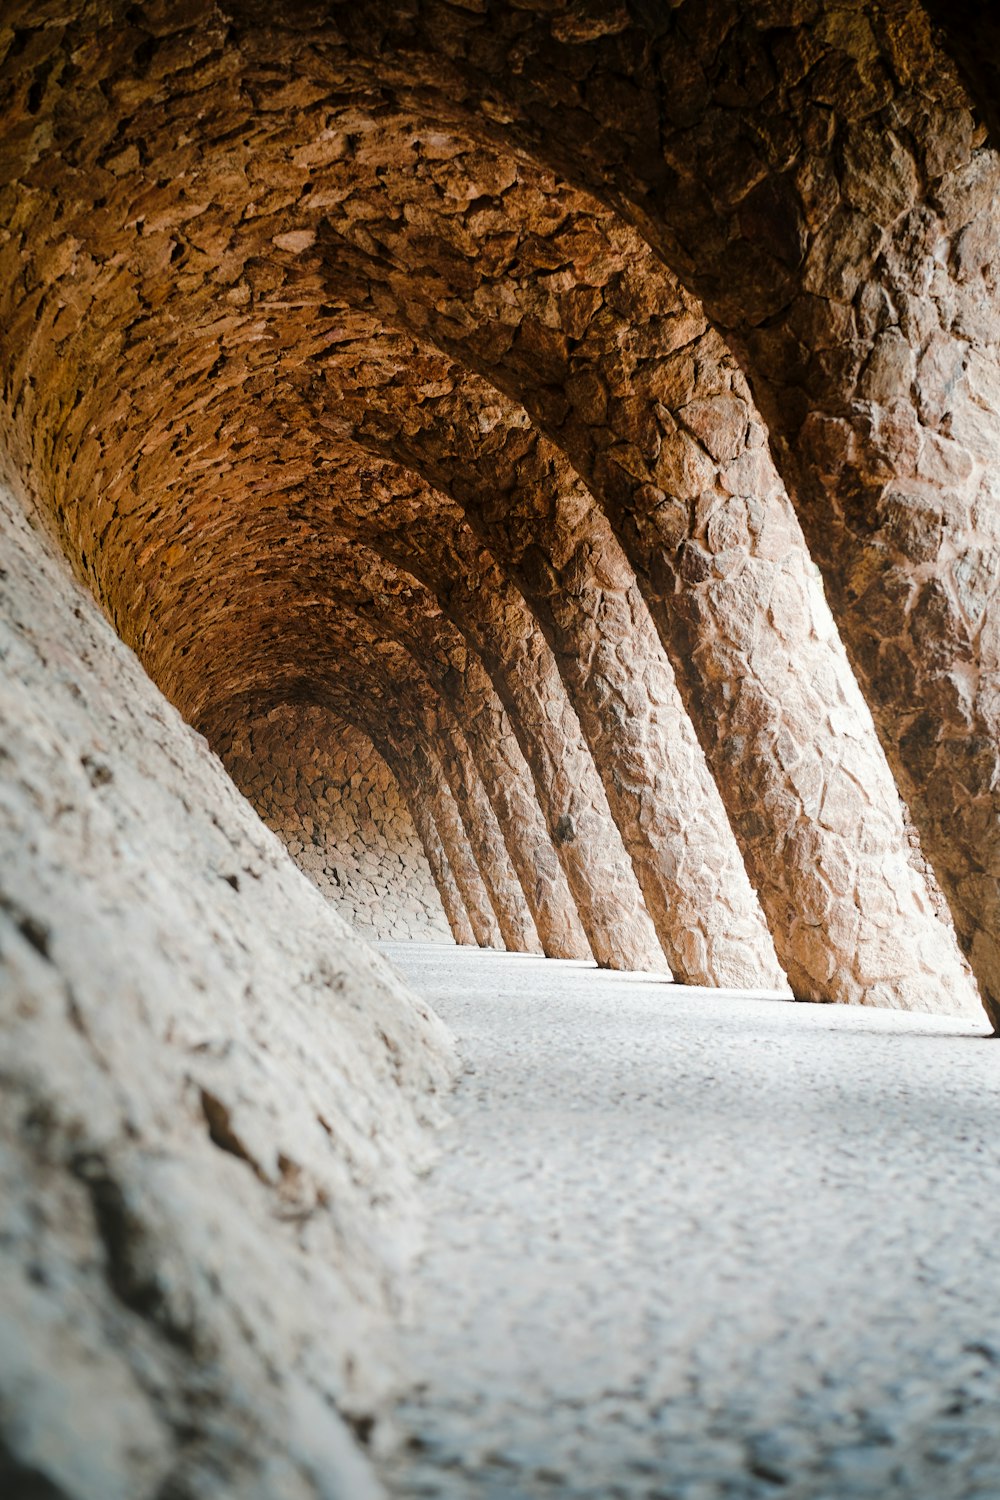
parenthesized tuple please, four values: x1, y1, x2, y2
(217, 707, 453, 944)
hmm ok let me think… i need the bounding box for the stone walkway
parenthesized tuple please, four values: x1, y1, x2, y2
(376, 943, 1000, 1500)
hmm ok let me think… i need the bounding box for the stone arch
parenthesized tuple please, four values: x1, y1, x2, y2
(193, 618, 532, 952)
(293, 306, 977, 1001)
(205, 659, 507, 950)
(311, 0, 1000, 1023)
(291, 113, 972, 1010)
(297, 338, 786, 990)
(210, 678, 482, 948)
(12, 13, 1000, 1497)
(0, 0, 986, 1015)
(212, 522, 591, 961)
(167, 519, 665, 973)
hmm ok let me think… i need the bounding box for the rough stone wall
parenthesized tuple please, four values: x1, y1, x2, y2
(324, 0, 1000, 1021)
(0, 0, 989, 1022)
(300, 124, 977, 1010)
(0, 479, 456, 1499)
(215, 707, 453, 944)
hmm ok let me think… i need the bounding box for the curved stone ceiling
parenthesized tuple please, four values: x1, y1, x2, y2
(0, 0, 991, 1020)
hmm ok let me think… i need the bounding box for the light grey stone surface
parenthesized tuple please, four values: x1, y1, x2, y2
(377, 943, 1000, 1500)
(0, 483, 456, 1500)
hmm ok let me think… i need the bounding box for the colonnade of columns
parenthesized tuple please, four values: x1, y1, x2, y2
(0, 0, 994, 1020)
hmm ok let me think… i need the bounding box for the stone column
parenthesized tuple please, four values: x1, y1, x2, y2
(407, 741, 503, 951)
(515, 541, 787, 992)
(360, 656, 538, 954)
(335, 563, 592, 959)
(366, 525, 668, 973)
(390, 751, 476, 947)
(432, 713, 543, 955)
(439, 657, 592, 961)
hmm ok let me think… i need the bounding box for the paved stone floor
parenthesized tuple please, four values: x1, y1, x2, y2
(376, 943, 1000, 1500)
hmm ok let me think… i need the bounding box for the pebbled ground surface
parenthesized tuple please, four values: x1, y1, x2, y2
(376, 943, 1000, 1500)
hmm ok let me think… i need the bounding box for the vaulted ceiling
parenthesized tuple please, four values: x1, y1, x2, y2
(2, 0, 998, 1023)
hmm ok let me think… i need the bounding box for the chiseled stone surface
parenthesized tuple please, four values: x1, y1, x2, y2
(1, 0, 990, 1012)
(215, 706, 453, 945)
(305, 124, 978, 1012)
(177, 488, 666, 976)
(378, 943, 999, 1500)
(429, 711, 543, 957)
(327, 0, 1000, 1024)
(0, 482, 456, 1500)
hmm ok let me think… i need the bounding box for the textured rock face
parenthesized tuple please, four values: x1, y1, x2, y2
(323, 0, 1000, 1021)
(0, 0, 986, 1016)
(0, 481, 456, 1499)
(216, 707, 453, 945)
(2, 3, 999, 1494)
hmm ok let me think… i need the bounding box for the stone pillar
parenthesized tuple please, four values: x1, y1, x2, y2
(432, 713, 543, 955)
(361, 662, 535, 954)
(391, 753, 476, 947)
(368, 527, 668, 973)
(439, 658, 592, 961)
(407, 741, 503, 951)
(457, 276, 976, 1005)
(491, 644, 666, 972)
(513, 540, 787, 992)
(341, 566, 592, 959)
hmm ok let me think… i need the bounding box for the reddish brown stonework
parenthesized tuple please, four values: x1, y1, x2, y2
(216, 706, 454, 944)
(0, 0, 982, 1013)
(304, 135, 972, 1006)
(320, 0, 1000, 1022)
(0, 0, 990, 1033)
(204, 523, 590, 958)
(5, 7, 1000, 1495)
(291, 318, 782, 989)
(345, 571, 592, 960)
(429, 708, 544, 956)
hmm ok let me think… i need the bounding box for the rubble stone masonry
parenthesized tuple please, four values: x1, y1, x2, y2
(216, 707, 454, 944)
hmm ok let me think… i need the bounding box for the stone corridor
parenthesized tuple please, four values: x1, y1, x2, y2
(5, 3, 1000, 1496)
(378, 944, 1000, 1500)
